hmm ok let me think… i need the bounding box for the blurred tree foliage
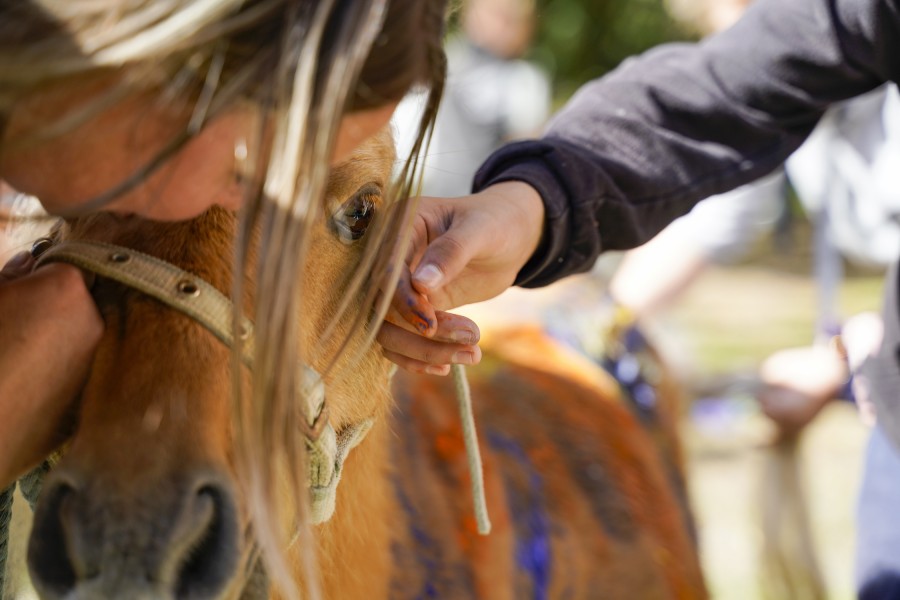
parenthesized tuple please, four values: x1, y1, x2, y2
(529, 0, 695, 103)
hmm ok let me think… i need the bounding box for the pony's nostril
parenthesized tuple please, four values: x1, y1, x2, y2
(27, 479, 80, 598)
(174, 481, 240, 600)
(28, 473, 240, 599)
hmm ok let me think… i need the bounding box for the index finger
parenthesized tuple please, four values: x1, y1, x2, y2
(384, 305, 481, 345)
(388, 260, 438, 337)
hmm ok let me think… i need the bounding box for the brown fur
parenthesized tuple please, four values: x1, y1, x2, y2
(26, 130, 706, 599)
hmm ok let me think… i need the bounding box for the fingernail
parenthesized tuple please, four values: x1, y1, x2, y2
(449, 329, 476, 345)
(425, 365, 449, 376)
(414, 264, 442, 289)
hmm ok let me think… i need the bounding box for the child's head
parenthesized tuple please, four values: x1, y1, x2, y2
(0, 0, 448, 218)
(462, 0, 537, 60)
(0, 4, 450, 594)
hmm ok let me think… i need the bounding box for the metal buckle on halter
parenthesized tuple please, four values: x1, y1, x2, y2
(31, 236, 54, 258)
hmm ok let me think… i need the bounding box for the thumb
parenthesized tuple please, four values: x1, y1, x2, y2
(411, 231, 475, 297)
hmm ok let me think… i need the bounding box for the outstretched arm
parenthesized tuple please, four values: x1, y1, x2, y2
(382, 0, 900, 370)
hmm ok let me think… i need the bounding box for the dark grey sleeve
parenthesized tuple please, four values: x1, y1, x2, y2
(473, 0, 900, 287)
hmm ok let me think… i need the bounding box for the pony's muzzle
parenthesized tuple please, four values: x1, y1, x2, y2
(27, 468, 241, 599)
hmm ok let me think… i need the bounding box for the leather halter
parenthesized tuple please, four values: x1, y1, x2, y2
(34, 238, 367, 523)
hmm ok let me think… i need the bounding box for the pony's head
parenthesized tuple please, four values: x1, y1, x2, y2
(27, 129, 399, 599)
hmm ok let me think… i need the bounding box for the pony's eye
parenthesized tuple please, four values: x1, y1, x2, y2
(333, 184, 379, 243)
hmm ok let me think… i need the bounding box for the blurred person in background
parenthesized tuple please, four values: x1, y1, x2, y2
(753, 85, 900, 435)
(394, 0, 551, 197)
(607, 0, 900, 436)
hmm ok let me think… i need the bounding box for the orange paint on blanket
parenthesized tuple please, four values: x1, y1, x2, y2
(434, 431, 465, 462)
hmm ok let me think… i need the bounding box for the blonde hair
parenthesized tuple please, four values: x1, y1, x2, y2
(0, 1, 447, 597)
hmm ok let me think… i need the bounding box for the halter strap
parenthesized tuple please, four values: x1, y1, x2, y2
(37, 240, 255, 362)
(36, 239, 330, 440)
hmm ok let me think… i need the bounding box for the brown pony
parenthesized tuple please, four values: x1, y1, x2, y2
(18, 129, 706, 599)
